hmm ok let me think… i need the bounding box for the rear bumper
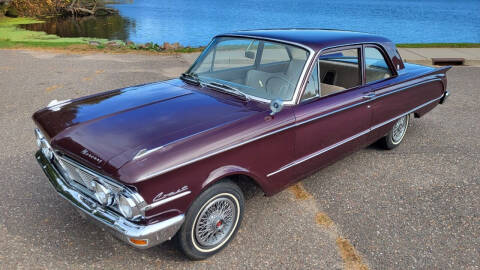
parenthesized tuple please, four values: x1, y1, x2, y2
(35, 150, 184, 249)
(440, 90, 450, 104)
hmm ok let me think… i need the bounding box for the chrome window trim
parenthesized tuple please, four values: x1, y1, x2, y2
(296, 43, 366, 103)
(267, 94, 443, 177)
(300, 60, 321, 102)
(363, 43, 398, 77)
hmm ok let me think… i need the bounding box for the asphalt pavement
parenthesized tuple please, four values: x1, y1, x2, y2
(0, 49, 478, 269)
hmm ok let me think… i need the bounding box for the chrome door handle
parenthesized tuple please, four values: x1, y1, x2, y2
(363, 92, 376, 99)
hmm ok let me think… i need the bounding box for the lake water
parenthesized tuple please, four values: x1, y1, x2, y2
(23, 0, 480, 46)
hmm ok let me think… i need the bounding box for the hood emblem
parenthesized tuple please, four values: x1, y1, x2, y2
(81, 149, 103, 164)
(153, 186, 189, 202)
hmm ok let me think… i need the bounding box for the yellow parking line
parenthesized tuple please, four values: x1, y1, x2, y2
(289, 183, 369, 270)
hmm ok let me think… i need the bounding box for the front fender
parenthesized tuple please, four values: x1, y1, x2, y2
(201, 165, 267, 192)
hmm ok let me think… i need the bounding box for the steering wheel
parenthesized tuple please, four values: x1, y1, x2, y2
(265, 76, 295, 99)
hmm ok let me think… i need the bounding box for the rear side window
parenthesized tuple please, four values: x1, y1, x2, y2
(365, 47, 392, 83)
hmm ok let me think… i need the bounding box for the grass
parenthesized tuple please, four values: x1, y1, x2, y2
(397, 43, 480, 48)
(0, 17, 204, 53)
(0, 17, 106, 48)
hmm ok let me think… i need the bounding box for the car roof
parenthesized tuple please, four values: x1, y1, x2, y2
(217, 28, 392, 52)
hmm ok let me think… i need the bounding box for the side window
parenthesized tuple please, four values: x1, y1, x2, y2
(260, 42, 290, 64)
(365, 47, 392, 83)
(318, 48, 361, 97)
(301, 63, 319, 101)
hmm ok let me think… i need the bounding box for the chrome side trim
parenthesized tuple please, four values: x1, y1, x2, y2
(137, 120, 295, 182)
(293, 78, 442, 128)
(267, 95, 443, 177)
(138, 79, 442, 182)
(133, 117, 243, 161)
(370, 95, 442, 131)
(267, 129, 370, 177)
(141, 191, 191, 212)
(133, 147, 164, 160)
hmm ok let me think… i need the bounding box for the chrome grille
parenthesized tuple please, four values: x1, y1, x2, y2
(57, 157, 97, 189)
(52, 154, 123, 199)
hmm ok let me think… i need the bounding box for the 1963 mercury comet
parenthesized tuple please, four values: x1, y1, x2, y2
(33, 29, 450, 259)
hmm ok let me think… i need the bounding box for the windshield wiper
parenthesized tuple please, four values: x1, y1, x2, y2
(204, 81, 249, 101)
(180, 72, 200, 85)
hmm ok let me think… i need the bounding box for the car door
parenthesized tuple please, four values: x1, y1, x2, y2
(361, 45, 428, 142)
(290, 46, 373, 180)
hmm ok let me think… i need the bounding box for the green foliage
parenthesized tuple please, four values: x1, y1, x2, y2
(0, 17, 42, 26)
(0, 17, 107, 48)
(0, 17, 204, 53)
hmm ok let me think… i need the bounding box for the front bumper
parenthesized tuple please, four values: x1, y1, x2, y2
(35, 150, 184, 249)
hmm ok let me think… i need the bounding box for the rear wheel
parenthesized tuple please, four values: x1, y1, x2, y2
(176, 180, 244, 260)
(380, 114, 410, 150)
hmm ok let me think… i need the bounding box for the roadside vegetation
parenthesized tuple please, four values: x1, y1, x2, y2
(0, 0, 204, 53)
(2, 0, 116, 17)
(0, 17, 204, 53)
(0, 17, 106, 47)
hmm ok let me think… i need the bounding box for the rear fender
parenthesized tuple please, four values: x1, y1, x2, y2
(414, 66, 451, 118)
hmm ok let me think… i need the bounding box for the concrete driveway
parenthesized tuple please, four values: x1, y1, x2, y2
(0, 49, 478, 269)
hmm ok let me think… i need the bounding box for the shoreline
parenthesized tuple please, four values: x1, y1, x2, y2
(1, 17, 480, 58)
(0, 17, 205, 54)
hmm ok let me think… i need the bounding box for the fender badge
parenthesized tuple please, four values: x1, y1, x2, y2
(153, 185, 189, 202)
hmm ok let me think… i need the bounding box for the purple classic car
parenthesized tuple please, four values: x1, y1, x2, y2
(33, 29, 450, 259)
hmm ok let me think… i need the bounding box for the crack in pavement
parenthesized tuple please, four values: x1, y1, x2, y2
(289, 183, 369, 270)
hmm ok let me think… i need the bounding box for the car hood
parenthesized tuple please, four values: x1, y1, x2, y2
(33, 79, 263, 177)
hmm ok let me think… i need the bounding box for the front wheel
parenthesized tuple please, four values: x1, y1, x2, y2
(176, 181, 244, 260)
(380, 114, 410, 150)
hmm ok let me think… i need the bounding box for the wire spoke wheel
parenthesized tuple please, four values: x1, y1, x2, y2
(392, 115, 408, 143)
(194, 197, 237, 247)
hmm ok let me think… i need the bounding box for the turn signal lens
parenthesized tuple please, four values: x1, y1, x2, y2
(129, 238, 148, 246)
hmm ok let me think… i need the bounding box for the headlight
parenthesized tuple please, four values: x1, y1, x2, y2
(118, 194, 142, 219)
(92, 181, 114, 206)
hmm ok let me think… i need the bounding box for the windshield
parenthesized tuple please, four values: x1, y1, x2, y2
(186, 37, 309, 102)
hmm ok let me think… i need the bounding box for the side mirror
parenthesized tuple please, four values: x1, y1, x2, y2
(245, 51, 255, 59)
(270, 99, 284, 116)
